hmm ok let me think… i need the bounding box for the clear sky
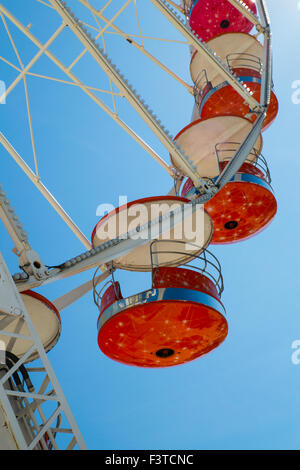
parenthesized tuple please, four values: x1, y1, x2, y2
(1, 0, 300, 450)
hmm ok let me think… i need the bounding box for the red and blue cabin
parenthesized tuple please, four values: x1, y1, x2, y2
(96, 247, 228, 368)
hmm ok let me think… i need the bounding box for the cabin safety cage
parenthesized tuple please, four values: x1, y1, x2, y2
(0, 0, 276, 450)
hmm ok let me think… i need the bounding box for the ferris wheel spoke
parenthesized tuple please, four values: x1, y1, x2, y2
(151, 0, 261, 110)
(0, 11, 24, 68)
(67, 0, 133, 72)
(14, 195, 213, 292)
(0, 4, 173, 180)
(79, 0, 193, 93)
(103, 29, 189, 46)
(0, 2, 189, 185)
(0, 12, 46, 177)
(36, 0, 53, 8)
(100, 27, 118, 114)
(22, 71, 122, 96)
(23, 76, 40, 177)
(0, 21, 65, 104)
(0, 55, 22, 73)
(162, 0, 184, 13)
(132, 0, 144, 48)
(49, 0, 209, 191)
(227, 0, 264, 32)
(103, 30, 188, 45)
(0, 131, 92, 251)
(98, 0, 113, 16)
(52, 269, 111, 311)
(256, 0, 272, 108)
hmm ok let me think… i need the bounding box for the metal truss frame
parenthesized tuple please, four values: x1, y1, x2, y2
(0, 253, 87, 450)
(0, 0, 274, 449)
(0, 0, 273, 308)
(0, 0, 272, 272)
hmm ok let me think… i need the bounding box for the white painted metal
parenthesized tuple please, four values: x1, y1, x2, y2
(0, 0, 274, 290)
(0, 253, 87, 450)
(0, 367, 28, 449)
(256, 0, 272, 108)
(172, 116, 262, 177)
(0, 182, 49, 280)
(216, 111, 266, 188)
(0, 23, 65, 104)
(0, 131, 92, 251)
(150, 0, 261, 111)
(190, 32, 264, 88)
(217, 0, 273, 187)
(78, 0, 193, 94)
(48, 0, 210, 193)
(53, 270, 111, 311)
(0, 0, 274, 450)
(226, 0, 264, 32)
(15, 198, 212, 292)
(0, 291, 61, 362)
(0, 4, 174, 179)
(0, 183, 29, 253)
(92, 197, 213, 271)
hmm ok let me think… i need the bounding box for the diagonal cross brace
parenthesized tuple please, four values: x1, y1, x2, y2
(151, 0, 261, 111)
(48, 0, 212, 193)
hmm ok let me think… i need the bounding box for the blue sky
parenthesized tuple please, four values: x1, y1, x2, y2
(1, 0, 300, 450)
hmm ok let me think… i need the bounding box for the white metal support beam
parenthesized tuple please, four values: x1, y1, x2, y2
(78, 0, 193, 94)
(0, 252, 87, 450)
(150, 0, 261, 111)
(0, 183, 30, 254)
(0, 0, 276, 452)
(14, 196, 212, 292)
(215, 111, 266, 188)
(214, 0, 273, 187)
(48, 0, 211, 192)
(0, 182, 49, 280)
(0, 0, 275, 281)
(53, 270, 111, 311)
(256, 0, 272, 108)
(226, 0, 264, 32)
(0, 4, 174, 177)
(0, 131, 91, 250)
(0, 23, 65, 104)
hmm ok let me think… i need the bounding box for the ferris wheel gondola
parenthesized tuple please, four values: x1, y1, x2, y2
(95, 243, 228, 368)
(190, 32, 278, 131)
(185, 0, 258, 42)
(171, 115, 277, 243)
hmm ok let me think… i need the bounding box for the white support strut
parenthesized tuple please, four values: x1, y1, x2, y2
(0, 0, 275, 451)
(0, 4, 174, 178)
(14, 197, 211, 292)
(150, 0, 261, 110)
(226, 0, 264, 32)
(0, 253, 87, 450)
(0, 131, 91, 251)
(48, 0, 211, 192)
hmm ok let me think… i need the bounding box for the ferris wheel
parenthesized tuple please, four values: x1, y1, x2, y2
(0, 0, 277, 450)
